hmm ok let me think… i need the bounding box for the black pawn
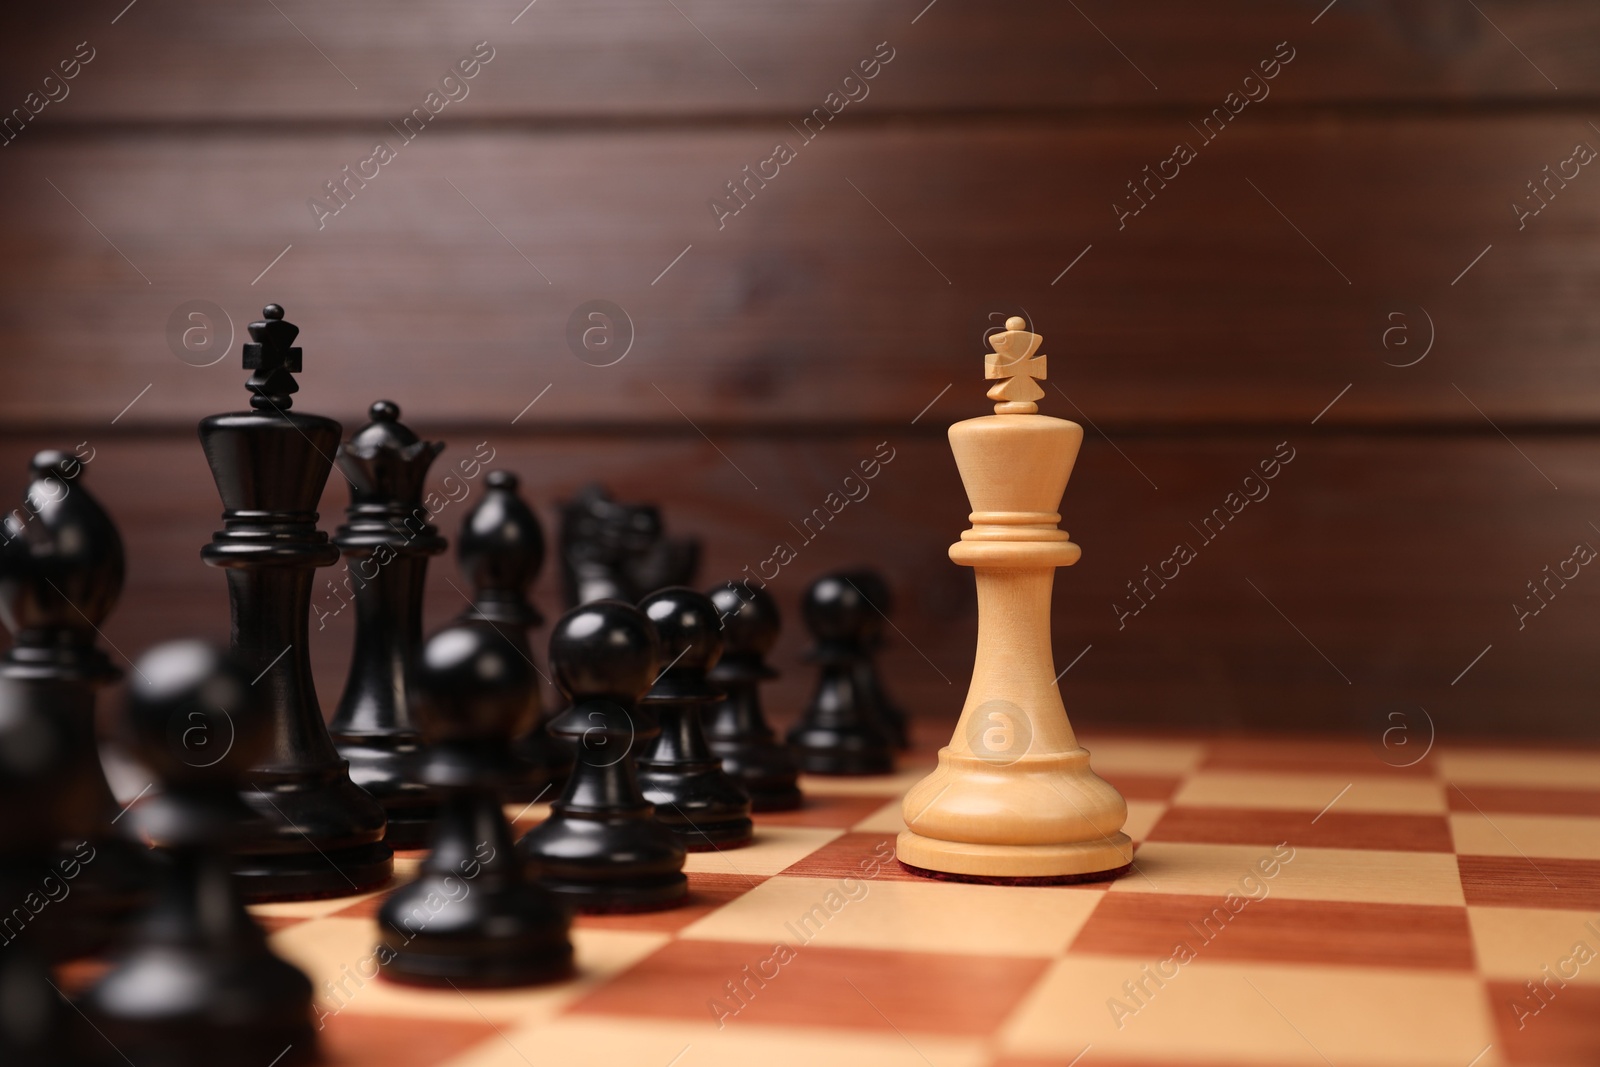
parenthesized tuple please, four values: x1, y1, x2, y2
(377, 619, 573, 986)
(518, 601, 687, 912)
(0, 449, 149, 957)
(840, 568, 911, 749)
(704, 583, 802, 811)
(787, 573, 896, 775)
(82, 641, 317, 1066)
(0, 674, 103, 1067)
(456, 470, 570, 800)
(199, 304, 391, 900)
(636, 588, 753, 849)
(328, 400, 447, 850)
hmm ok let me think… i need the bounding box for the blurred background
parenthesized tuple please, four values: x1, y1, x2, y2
(1, 1, 1597, 741)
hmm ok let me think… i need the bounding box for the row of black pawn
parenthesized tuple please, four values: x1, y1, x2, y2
(0, 583, 901, 1066)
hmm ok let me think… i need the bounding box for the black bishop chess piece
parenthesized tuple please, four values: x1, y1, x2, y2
(0, 673, 104, 1067)
(376, 618, 573, 986)
(635, 587, 753, 849)
(199, 304, 391, 900)
(327, 400, 447, 850)
(0, 449, 150, 958)
(558, 483, 700, 607)
(840, 568, 911, 750)
(787, 572, 897, 775)
(704, 582, 802, 812)
(517, 600, 688, 912)
(82, 641, 317, 1066)
(455, 469, 569, 800)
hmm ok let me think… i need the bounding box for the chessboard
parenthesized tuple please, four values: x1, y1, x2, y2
(234, 728, 1600, 1067)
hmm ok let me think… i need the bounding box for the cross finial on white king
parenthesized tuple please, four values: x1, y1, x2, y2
(985, 316, 1047, 414)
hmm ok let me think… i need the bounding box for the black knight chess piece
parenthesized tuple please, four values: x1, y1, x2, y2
(455, 470, 569, 799)
(198, 304, 391, 900)
(327, 400, 447, 850)
(82, 641, 317, 1067)
(704, 582, 802, 811)
(558, 483, 700, 607)
(635, 588, 753, 849)
(840, 568, 910, 749)
(0, 449, 150, 957)
(518, 600, 688, 912)
(787, 573, 896, 775)
(376, 618, 573, 986)
(0, 674, 104, 1067)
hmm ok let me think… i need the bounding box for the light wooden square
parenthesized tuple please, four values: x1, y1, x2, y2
(678, 874, 1103, 957)
(1000, 956, 1500, 1065)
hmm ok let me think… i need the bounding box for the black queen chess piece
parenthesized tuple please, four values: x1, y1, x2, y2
(787, 572, 897, 775)
(198, 304, 391, 900)
(517, 600, 688, 912)
(82, 641, 317, 1066)
(328, 400, 447, 850)
(636, 587, 754, 849)
(455, 470, 570, 798)
(704, 582, 802, 811)
(376, 618, 573, 986)
(0, 449, 150, 957)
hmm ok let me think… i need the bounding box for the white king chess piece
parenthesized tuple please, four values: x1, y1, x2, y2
(896, 317, 1132, 882)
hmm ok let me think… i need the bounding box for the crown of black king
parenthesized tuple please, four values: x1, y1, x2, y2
(198, 303, 343, 545)
(242, 303, 303, 411)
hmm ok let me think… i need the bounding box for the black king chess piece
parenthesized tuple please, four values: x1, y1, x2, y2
(558, 483, 700, 607)
(787, 573, 896, 775)
(636, 588, 754, 849)
(198, 304, 391, 900)
(328, 401, 447, 849)
(83, 642, 317, 1065)
(518, 600, 688, 912)
(704, 582, 802, 811)
(0, 450, 149, 957)
(377, 618, 573, 986)
(456, 470, 570, 799)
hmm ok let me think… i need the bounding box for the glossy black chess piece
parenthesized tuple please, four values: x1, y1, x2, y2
(787, 573, 896, 775)
(839, 568, 911, 749)
(635, 588, 753, 849)
(558, 483, 700, 607)
(704, 582, 802, 811)
(455, 469, 568, 800)
(82, 641, 317, 1066)
(0, 674, 104, 1067)
(0, 449, 150, 958)
(517, 600, 688, 912)
(376, 619, 573, 986)
(198, 304, 391, 900)
(328, 401, 447, 849)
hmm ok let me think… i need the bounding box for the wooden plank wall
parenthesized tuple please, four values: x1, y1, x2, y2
(1, 1, 1597, 741)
